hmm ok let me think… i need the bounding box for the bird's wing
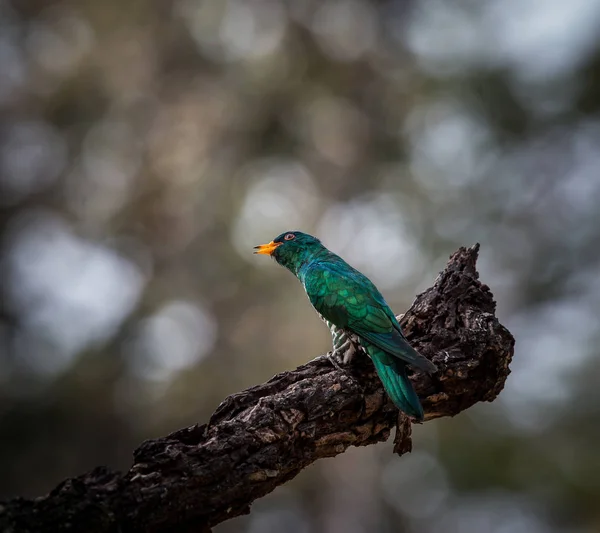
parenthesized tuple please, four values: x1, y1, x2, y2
(305, 261, 436, 372)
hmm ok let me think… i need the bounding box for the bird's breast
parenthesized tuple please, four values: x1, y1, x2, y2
(316, 311, 366, 356)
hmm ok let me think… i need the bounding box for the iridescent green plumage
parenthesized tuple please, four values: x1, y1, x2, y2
(254, 231, 437, 420)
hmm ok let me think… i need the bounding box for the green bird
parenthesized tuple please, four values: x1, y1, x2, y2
(254, 230, 437, 421)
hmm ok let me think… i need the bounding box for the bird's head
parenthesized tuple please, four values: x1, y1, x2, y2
(254, 231, 325, 275)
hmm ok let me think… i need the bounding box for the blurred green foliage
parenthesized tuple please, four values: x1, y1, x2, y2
(1, 0, 600, 532)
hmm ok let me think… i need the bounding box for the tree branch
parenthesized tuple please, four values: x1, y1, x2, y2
(0, 244, 515, 533)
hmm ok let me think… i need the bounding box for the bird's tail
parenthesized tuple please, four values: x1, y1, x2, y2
(367, 344, 424, 421)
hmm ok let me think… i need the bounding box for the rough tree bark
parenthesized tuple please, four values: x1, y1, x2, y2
(0, 244, 514, 533)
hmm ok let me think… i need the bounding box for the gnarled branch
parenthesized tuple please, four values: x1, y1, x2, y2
(0, 244, 515, 533)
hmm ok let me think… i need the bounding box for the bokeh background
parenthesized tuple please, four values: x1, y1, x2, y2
(1, 0, 600, 532)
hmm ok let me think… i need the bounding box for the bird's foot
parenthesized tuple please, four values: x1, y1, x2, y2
(310, 353, 346, 373)
(328, 337, 360, 371)
(341, 341, 358, 364)
(327, 352, 345, 372)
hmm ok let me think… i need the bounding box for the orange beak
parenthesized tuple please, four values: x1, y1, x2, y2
(253, 240, 282, 256)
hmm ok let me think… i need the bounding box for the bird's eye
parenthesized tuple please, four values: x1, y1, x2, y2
(284, 233, 295, 241)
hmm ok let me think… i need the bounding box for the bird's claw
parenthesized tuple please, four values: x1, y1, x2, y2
(327, 350, 346, 372)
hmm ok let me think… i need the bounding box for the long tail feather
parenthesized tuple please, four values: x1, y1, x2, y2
(368, 344, 424, 421)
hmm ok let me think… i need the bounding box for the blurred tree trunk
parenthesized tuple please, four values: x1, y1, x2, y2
(0, 245, 514, 533)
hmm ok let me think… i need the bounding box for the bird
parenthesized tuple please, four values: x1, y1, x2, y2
(254, 230, 437, 421)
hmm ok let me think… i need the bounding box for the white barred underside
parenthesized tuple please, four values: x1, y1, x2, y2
(316, 312, 365, 364)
